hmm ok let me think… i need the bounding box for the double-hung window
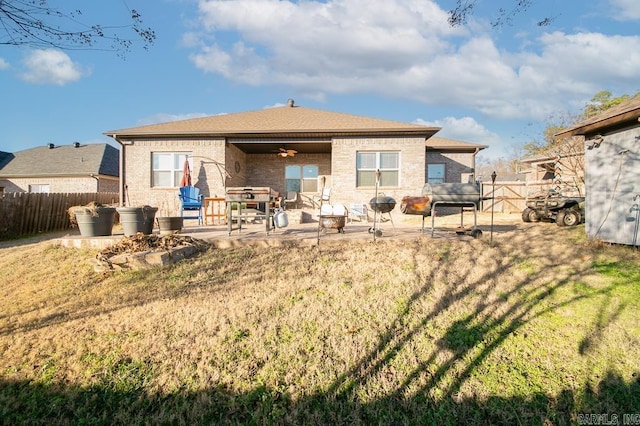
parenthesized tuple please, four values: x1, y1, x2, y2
(426, 163, 445, 184)
(152, 152, 192, 187)
(285, 165, 318, 193)
(356, 151, 399, 187)
(29, 184, 50, 193)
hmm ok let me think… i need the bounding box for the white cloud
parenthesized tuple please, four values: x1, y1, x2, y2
(20, 49, 87, 85)
(415, 116, 517, 160)
(190, 0, 458, 86)
(0, 58, 9, 70)
(609, 0, 640, 20)
(136, 112, 216, 126)
(416, 116, 501, 146)
(187, 0, 640, 123)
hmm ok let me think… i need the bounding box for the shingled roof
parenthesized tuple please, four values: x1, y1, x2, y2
(105, 103, 441, 139)
(426, 136, 487, 150)
(0, 151, 12, 169)
(0, 143, 119, 178)
(555, 94, 640, 139)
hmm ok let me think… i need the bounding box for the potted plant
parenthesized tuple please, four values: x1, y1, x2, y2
(116, 205, 159, 236)
(155, 202, 183, 236)
(157, 216, 184, 235)
(69, 202, 117, 237)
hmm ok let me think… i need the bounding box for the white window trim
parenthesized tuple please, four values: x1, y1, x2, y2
(285, 164, 319, 193)
(151, 152, 192, 188)
(356, 151, 400, 188)
(29, 184, 50, 193)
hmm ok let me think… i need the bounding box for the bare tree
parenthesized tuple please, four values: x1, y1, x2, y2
(537, 136, 585, 195)
(0, 1, 155, 56)
(523, 92, 636, 195)
(448, 0, 557, 28)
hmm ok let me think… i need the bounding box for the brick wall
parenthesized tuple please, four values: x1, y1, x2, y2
(426, 150, 476, 183)
(332, 136, 426, 221)
(121, 137, 478, 222)
(122, 138, 225, 216)
(246, 153, 331, 199)
(1, 177, 100, 193)
(225, 144, 247, 188)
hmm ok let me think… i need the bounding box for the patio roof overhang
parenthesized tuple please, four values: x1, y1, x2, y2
(106, 128, 440, 155)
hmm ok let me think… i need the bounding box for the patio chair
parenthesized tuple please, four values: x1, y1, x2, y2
(313, 187, 331, 208)
(179, 186, 204, 225)
(284, 191, 298, 209)
(349, 203, 368, 222)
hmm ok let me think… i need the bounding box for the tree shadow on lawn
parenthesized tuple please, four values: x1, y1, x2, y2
(2, 226, 639, 424)
(1, 370, 638, 425)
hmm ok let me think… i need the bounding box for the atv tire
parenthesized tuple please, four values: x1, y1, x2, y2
(521, 207, 539, 223)
(556, 209, 581, 227)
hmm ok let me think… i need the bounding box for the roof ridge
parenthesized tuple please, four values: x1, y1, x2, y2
(105, 104, 439, 137)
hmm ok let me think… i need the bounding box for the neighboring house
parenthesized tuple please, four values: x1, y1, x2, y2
(555, 94, 640, 246)
(105, 100, 487, 221)
(0, 151, 10, 194)
(519, 153, 560, 181)
(0, 143, 120, 194)
(518, 146, 585, 197)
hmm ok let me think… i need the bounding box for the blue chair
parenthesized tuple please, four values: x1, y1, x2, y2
(179, 186, 204, 225)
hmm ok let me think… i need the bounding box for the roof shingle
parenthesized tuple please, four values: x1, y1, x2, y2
(426, 136, 488, 150)
(105, 104, 440, 137)
(0, 144, 119, 177)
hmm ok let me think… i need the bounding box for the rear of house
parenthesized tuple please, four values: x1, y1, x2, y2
(106, 101, 486, 223)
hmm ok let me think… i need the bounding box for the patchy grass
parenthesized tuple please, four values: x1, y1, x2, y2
(0, 225, 639, 425)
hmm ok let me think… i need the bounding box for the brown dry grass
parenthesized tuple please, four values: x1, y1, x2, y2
(1, 222, 639, 424)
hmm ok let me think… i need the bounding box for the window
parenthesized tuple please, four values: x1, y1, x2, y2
(427, 164, 445, 184)
(152, 152, 191, 187)
(356, 151, 399, 187)
(29, 184, 50, 193)
(285, 165, 318, 193)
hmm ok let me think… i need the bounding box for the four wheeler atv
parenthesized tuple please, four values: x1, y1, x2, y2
(521, 189, 585, 227)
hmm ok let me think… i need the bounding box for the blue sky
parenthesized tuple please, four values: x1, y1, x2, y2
(1, 0, 639, 161)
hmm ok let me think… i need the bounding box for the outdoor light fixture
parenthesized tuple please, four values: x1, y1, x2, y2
(586, 135, 604, 149)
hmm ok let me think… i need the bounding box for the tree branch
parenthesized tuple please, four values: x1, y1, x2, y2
(0, 0, 155, 57)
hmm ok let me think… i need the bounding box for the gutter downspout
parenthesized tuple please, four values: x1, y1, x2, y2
(89, 173, 100, 192)
(109, 134, 125, 207)
(472, 147, 480, 182)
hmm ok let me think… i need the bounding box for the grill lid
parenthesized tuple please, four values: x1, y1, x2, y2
(369, 196, 396, 213)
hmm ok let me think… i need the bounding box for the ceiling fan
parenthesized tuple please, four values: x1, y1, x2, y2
(276, 147, 297, 158)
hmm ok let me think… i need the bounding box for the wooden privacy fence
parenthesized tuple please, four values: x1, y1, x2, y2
(480, 181, 582, 214)
(0, 192, 119, 240)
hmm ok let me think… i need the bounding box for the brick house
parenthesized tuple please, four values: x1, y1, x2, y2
(518, 148, 585, 198)
(105, 101, 486, 222)
(0, 143, 119, 194)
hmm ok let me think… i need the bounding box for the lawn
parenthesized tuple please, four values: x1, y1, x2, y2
(0, 223, 639, 425)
